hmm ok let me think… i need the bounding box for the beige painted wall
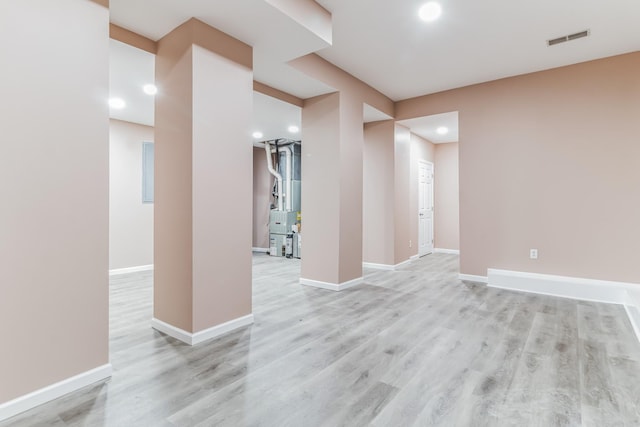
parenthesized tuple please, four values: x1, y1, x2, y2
(394, 125, 412, 264)
(253, 147, 272, 249)
(363, 121, 395, 265)
(109, 119, 154, 270)
(409, 134, 435, 257)
(397, 52, 640, 283)
(301, 92, 364, 284)
(434, 143, 460, 251)
(0, 0, 109, 403)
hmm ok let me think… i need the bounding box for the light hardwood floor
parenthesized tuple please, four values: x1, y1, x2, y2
(3, 254, 640, 426)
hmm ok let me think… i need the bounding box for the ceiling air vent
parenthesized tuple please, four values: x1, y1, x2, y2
(547, 30, 590, 46)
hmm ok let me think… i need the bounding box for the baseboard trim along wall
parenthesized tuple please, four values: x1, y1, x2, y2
(0, 364, 112, 422)
(458, 274, 489, 284)
(363, 260, 411, 271)
(434, 248, 460, 255)
(363, 262, 395, 271)
(151, 314, 254, 346)
(108, 264, 153, 276)
(487, 268, 640, 343)
(410, 255, 420, 261)
(300, 277, 363, 291)
(251, 247, 269, 253)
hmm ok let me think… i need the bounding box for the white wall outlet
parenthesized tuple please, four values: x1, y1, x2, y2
(409, 240, 412, 248)
(530, 249, 538, 260)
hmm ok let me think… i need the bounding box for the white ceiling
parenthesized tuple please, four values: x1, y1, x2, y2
(363, 103, 394, 123)
(109, 40, 155, 126)
(111, 0, 640, 102)
(397, 111, 459, 144)
(252, 92, 302, 142)
(110, 0, 335, 100)
(316, 0, 640, 100)
(109, 0, 640, 124)
(109, 41, 301, 138)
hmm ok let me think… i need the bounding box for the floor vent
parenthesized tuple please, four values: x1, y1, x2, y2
(547, 29, 590, 46)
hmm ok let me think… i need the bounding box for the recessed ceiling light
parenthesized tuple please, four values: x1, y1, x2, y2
(143, 84, 158, 95)
(436, 126, 449, 135)
(288, 125, 300, 133)
(419, 2, 442, 22)
(109, 98, 126, 109)
(252, 131, 264, 139)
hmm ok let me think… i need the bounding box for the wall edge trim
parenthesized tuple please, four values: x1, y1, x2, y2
(300, 277, 363, 292)
(363, 258, 413, 271)
(363, 262, 395, 271)
(151, 315, 254, 346)
(251, 247, 269, 253)
(434, 248, 460, 255)
(0, 364, 112, 422)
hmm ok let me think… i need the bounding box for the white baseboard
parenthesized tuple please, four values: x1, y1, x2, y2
(410, 255, 420, 261)
(363, 259, 411, 271)
(434, 248, 460, 255)
(459, 274, 488, 284)
(109, 264, 153, 276)
(363, 262, 395, 271)
(488, 268, 640, 343)
(488, 269, 631, 305)
(252, 247, 269, 253)
(0, 364, 112, 422)
(300, 276, 363, 292)
(624, 305, 640, 343)
(394, 259, 411, 269)
(151, 314, 254, 346)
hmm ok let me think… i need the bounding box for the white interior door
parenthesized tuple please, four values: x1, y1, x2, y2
(418, 161, 434, 256)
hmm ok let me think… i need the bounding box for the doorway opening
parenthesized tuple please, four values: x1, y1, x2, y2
(418, 160, 434, 256)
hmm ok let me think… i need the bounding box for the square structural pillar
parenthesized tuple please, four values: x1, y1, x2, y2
(300, 92, 364, 291)
(152, 19, 254, 345)
(362, 121, 412, 270)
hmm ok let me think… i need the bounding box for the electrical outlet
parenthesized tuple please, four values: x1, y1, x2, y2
(530, 249, 538, 260)
(409, 240, 412, 248)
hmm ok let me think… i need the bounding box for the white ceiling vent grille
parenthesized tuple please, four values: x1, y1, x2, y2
(547, 30, 590, 46)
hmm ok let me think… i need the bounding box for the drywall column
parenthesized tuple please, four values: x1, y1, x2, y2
(300, 92, 364, 290)
(394, 125, 412, 264)
(362, 122, 412, 268)
(153, 19, 253, 343)
(0, 0, 110, 419)
(363, 121, 396, 266)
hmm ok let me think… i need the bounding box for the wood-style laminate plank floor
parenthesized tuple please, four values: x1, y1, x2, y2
(3, 253, 640, 426)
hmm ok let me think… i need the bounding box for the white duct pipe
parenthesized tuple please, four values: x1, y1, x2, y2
(280, 146, 293, 212)
(264, 141, 284, 211)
